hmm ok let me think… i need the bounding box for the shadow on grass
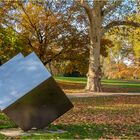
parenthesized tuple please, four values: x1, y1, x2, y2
(0, 123, 139, 139)
(0, 124, 104, 139)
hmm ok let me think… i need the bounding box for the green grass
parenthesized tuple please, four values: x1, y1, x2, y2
(20, 124, 106, 139)
(18, 124, 140, 139)
(0, 96, 140, 139)
(55, 76, 87, 83)
(102, 79, 140, 88)
(1, 124, 139, 139)
(0, 113, 16, 129)
(55, 76, 140, 92)
(55, 76, 140, 87)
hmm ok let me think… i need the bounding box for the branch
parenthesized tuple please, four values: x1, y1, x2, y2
(80, 0, 87, 5)
(18, 2, 43, 43)
(80, 0, 92, 22)
(104, 20, 140, 31)
(43, 49, 65, 65)
(80, 0, 90, 10)
(103, 0, 122, 17)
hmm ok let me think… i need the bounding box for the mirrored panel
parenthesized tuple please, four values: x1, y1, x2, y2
(0, 52, 51, 110)
(0, 53, 24, 71)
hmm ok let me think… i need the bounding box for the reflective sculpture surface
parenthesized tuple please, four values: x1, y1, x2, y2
(0, 53, 24, 109)
(0, 52, 73, 131)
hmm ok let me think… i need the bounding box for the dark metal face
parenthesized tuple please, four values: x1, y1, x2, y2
(3, 77, 73, 131)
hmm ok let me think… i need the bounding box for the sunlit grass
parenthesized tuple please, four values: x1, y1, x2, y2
(55, 76, 140, 86)
(54, 76, 87, 83)
(55, 76, 140, 93)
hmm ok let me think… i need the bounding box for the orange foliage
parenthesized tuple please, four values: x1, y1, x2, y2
(106, 62, 140, 80)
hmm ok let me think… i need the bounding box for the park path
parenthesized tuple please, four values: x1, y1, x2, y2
(67, 92, 140, 98)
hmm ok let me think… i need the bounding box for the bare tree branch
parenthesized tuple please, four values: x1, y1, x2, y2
(102, 0, 122, 17)
(104, 20, 140, 31)
(80, 0, 93, 22)
(80, 0, 90, 10)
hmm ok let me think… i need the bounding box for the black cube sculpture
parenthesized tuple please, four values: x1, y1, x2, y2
(0, 52, 73, 131)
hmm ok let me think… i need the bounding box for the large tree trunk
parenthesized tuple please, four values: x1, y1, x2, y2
(85, 38, 102, 92)
(85, 5, 102, 92)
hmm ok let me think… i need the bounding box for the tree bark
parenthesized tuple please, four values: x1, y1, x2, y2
(85, 5, 102, 92)
(85, 45, 102, 92)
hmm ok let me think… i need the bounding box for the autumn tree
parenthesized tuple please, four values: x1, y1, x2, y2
(102, 11, 140, 80)
(0, 1, 12, 65)
(0, 26, 24, 63)
(11, 1, 63, 63)
(6, 1, 85, 68)
(73, 0, 140, 92)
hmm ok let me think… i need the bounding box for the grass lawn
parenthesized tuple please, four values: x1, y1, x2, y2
(55, 76, 140, 93)
(0, 96, 140, 139)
